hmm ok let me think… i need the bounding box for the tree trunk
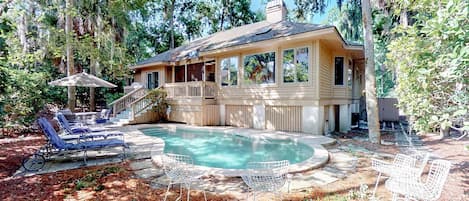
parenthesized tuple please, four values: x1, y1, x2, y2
(169, 0, 175, 49)
(66, 0, 76, 111)
(400, 8, 408, 27)
(89, 4, 102, 112)
(361, 0, 381, 144)
(220, 1, 226, 31)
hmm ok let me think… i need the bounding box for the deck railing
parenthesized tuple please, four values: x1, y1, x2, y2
(129, 92, 154, 121)
(109, 86, 147, 116)
(164, 81, 217, 98)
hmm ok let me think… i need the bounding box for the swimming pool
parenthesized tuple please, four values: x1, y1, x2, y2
(141, 127, 315, 169)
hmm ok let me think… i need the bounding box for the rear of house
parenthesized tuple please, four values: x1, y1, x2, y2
(127, 0, 365, 135)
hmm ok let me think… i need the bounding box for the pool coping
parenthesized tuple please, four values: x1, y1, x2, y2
(132, 123, 335, 177)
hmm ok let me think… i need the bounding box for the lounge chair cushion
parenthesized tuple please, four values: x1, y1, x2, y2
(66, 139, 129, 149)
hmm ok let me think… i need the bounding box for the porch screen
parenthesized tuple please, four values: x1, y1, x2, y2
(220, 57, 238, 86)
(243, 52, 275, 84)
(187, 63, 203, 81)
(205, 61, 216, 82)
(283, 47, 309, 83)
(175, 65, 185, 82)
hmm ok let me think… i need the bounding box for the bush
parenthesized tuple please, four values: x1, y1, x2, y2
(147, 88, 169, 122)
(0, 65, 66, 128)
(387, 0, 469, 134)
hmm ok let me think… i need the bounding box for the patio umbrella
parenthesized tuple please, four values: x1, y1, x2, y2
(49, 72, 117, 88)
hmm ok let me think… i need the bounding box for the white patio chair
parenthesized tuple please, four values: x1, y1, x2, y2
(241, 160, 289, 201)
(162, 153, 207, 201)
(371, 153, 418, 197)
(385, 159, 452, 201)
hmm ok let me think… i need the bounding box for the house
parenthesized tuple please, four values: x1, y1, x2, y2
(120, 0, 365, 135)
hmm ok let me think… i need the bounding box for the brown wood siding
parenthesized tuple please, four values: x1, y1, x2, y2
(319, 42, 332, 98)
(169, 105, 201, 125)
(265, 106, 302, 132)
(202, 105, 219, 125)
(219, 86, 316, 101)
(333, 87, 348, 98)
(225, 105, 253, 128)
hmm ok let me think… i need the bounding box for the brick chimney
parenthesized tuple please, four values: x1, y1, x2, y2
(266, 0, 288, 23)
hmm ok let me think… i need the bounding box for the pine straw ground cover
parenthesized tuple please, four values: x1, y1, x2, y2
(0, 161, 239, 201)
(0, 136, 45, 178)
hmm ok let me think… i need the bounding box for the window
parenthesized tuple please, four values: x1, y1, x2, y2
(283, 47, 309, 83)
(347, 60, 353, 87)
(220, 57, 238, 86)
(334, 57, 344, 85)
(243, 52, 275, 84)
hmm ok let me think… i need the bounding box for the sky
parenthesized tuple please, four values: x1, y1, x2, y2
(250, 0, 336, 24)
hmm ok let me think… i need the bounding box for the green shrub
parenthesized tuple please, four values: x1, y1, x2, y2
(387, 0, 469, 133)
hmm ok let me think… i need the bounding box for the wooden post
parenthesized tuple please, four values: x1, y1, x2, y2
(202, 62, 206, 98)
(172, 66, 175, 83)
(185, 63, 188, 96)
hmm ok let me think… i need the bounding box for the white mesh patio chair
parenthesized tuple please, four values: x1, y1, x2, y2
(412, 151, 431, 178)
(371, 152, 431, 197)
(385, 159, 452, 201)
(241, 160, 289, 201)
(162, 153, 207, 201)
(371, 153, 418, 197)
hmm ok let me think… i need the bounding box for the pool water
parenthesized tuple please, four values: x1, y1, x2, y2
(141, 127, 314, 169)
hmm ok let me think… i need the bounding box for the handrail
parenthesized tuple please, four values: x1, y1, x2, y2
(109, 86, 144, 106)
(128, 86, 163, 121)
(109, 86, 146, 116)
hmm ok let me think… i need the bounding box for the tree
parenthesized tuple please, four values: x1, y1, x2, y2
(387, 0, 469, 136)
(65, 0, 76, 111)
(293, 0, 327, 22)
(361, 0, 380, 143)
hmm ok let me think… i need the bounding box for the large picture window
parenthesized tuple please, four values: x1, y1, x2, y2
(220, 57, 238, 86)
(243, 52, 276, 84)
(334, 57, 344, 85)
(283, 47, 309, 83)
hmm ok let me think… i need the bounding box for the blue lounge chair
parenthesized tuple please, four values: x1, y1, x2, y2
(56, 112, 123, 139)
(37, 117, 128, 164)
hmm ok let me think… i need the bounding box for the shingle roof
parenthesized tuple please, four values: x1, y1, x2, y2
(134, 20, 355, 67)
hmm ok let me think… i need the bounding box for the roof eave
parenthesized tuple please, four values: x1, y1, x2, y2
(130, 61, 172, 69)
(199, 27, 336, 56)
(343, 45, 364, 51)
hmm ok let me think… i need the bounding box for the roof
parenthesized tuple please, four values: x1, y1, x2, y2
(133, 20, 361, 68)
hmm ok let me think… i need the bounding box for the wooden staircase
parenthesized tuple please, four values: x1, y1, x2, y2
(108, 87, 161, 125)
